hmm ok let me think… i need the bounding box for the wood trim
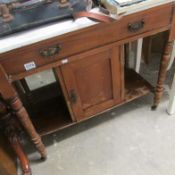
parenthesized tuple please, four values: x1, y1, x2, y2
(53, 67, 76, 122)
(111, 46, 122, 102)
(9, 25, 171, 82)
(0, 3, 173, 77)
(0, 64, 17, 99)
(60, 43, 123, 121)
(119, 45, 125, 101)
(169, 2, 175, 40)
(0, 2, 173, 59)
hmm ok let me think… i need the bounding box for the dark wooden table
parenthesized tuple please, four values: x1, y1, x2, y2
(0, 2, 175, 175)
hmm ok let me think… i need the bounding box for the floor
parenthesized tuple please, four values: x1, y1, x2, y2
(22, 53, 175, 175)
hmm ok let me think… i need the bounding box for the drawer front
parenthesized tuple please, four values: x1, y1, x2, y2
(0, 3, 173, 76)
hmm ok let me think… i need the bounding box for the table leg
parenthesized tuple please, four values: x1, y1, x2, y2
(9, 96, 47, 159)
(0, 65, 47, 159)
(152, 40, 174, 110)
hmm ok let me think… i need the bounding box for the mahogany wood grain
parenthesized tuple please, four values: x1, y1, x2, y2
(152, 39, 174, 109)
(9, 135, 32, 175)
(0, 98, 31, 175)
(60, 44, 123, 121)
(10, 96, 47, 159)
(54, 68, 76, 122)
(169, 2, 175, 41)
(0, 134, 17, 175)
(124, 69, 154, 102)
(0, 64, 17, 99)
(23, 68, 153, 136)
(0, 3, 174, 173)
(0, 65, 47, 159)
(0, 3, 173, 76)
(9, 27, 171, 81)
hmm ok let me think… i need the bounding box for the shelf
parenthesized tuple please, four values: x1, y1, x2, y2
(31, 97, 74, 136)
(124, 69, 154, 102)
(15, 81, 74, 136)
(17, 69, 154, 136)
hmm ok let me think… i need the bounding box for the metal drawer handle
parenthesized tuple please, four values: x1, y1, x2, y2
(40, 44, 61, 58)
(128, 20, 145, 32)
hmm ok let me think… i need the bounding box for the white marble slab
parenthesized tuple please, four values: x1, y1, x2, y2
(117, 0, 174, 15)
(0, 0, 174, 54)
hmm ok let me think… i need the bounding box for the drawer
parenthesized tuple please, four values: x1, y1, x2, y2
(0, 2, 173, 76)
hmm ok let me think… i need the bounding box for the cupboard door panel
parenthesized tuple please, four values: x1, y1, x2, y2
(60, 45, 123, 121)
(73, 51, 113, 109)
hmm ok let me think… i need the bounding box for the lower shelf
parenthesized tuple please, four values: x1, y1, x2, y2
(31, 97, 74, 136)
(125, 69, 154, 102)
(26, 69, 154, 136)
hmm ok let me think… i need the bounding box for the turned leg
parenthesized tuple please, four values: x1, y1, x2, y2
(0, 65, 47, 159)
(8, 128, 32, 175)
(9, 96, 47, 159)
(0, 111, 32, 175)
(152, 40, 174, 110)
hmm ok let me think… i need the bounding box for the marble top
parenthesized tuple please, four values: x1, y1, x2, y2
(0, 0, 174, 54)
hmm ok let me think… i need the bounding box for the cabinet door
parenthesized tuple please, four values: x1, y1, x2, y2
(60, 45, 123, 121)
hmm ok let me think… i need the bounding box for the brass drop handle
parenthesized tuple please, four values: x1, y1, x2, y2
(40, 44, 61, 58)
(128, 20, 145, 32)
(70, 89, 77, 104)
